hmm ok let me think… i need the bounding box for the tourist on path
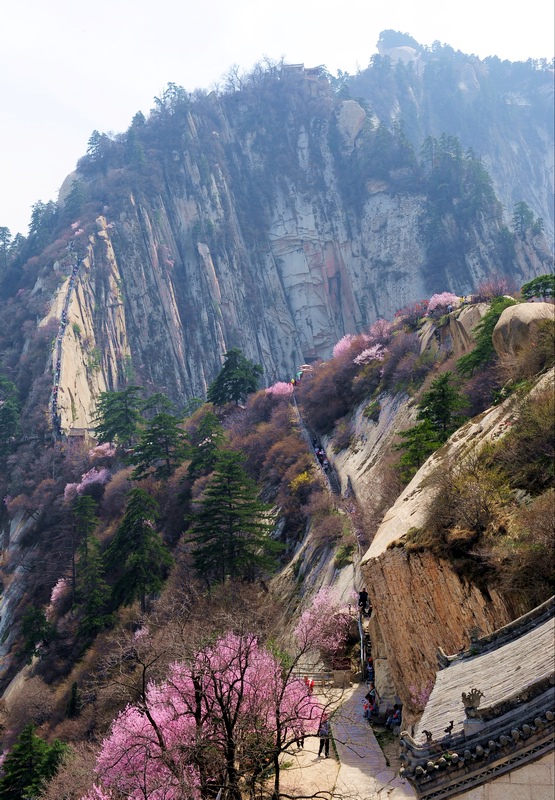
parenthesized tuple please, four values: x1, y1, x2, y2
(318, 715, 331, 758)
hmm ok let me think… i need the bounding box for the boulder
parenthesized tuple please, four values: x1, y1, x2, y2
(492, 302, 554, 357)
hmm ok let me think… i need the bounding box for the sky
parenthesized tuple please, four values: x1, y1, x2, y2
(1, 0, 554, 237)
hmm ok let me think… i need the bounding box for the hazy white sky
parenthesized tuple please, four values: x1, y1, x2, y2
(1, 0, 554, 236)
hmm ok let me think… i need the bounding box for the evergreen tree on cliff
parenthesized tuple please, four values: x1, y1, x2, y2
(0, 724, 67, 800)
(130, 411, 188, 480)
(207, 348, 263, 406)
(107, 488, 172, 613)
(93, 386, 143, 447)
(0, 375, 20, 446)
(186, 410, 225, 480)
(188, 450, 279, 583)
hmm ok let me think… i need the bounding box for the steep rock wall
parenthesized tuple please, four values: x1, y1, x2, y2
(49, 77, 550, 419)
(358, 370, 554, 710)
(39, 217, 131, 431)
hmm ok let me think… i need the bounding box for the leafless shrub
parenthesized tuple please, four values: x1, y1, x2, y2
(99, 466, 132, 520)
(497, 319, 555, 384)
(492, 490, 555, 608)
(39, 742, 98, 800)
(6, 676, 55, 731)
(495, 386, 555, 493)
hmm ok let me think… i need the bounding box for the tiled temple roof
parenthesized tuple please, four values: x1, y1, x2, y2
(400, 598, 555, 799)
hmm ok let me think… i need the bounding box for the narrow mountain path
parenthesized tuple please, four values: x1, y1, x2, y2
(279, 685, 415, 799)
(292, 394, 341, 495)
(332, 686, 415, 800)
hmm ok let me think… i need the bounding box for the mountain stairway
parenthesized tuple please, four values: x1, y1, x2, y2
(292, 395, 341, 497)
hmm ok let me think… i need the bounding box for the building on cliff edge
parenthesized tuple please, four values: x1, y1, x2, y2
(399, 596, 555, 799)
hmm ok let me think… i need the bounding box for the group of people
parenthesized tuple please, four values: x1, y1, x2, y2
(312, 439, 330, 473)
(362, 657, 402, 729)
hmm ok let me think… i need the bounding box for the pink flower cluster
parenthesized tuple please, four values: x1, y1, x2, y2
(46, 577, 69, 621)
(332, 334, 356, 358)
(265, 381, 294, 396)
(354, 344, 386, 365)
(409, 678, 435, 710)
(64, 467, 110, 503)
(88, 443, 116, 460)
(87, 633, 323, 800)
(295, 587, 352, 657)
(427, 292, 459, 314)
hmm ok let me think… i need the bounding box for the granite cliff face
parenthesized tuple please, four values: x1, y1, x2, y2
(40, 66, 549, 428)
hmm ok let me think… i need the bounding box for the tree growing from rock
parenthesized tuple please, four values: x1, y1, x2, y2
(0, 374, 20, 446)
(207, 348, 263, 406)
(521, 273, 555, 302)
(417, 371, 467, 439)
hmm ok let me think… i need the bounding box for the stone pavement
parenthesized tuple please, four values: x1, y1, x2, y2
(279, 685, 415, 799)
(332, 685, 415, 800)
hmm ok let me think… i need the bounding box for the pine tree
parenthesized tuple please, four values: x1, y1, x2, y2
(69, 494, 99, 593)
(66, 682, 81, 718)
(131, 411, 188, 480)
(512, 200, 535, 237)
(521, 273, 555, 301)
(186, 410, 225, 480)
(107, 488, 172, 612)
(417, 372, 467, 440)
(0, 724, 67, 800)
(394, 420, 443, 482)
(457, 297, 516, 377)
(0, 375, 20, 446)
(76, 533, 111, 637)
(187, 451, 280, 583)
(93, 386, 143, 446)
(18, 606, 54, 664)
(207, 348, 263, 406)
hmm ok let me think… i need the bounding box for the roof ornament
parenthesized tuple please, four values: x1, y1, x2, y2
(462, 687, 485, 718)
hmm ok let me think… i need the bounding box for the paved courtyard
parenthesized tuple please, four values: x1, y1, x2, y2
(280, 685, 415, 799)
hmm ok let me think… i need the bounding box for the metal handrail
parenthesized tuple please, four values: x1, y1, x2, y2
(358, 611, 366, 679)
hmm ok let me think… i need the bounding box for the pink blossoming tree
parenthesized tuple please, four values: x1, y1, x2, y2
(265, 381, 294, 397)
(354, 344, 387, 365)
(294, 587, 352, 662)
(64, 468, 111, 504)
(427, 292, 459, 315)
(332, 334, 356, 358)
(88, 443, 116, 461)
(87, 633, 323, 800)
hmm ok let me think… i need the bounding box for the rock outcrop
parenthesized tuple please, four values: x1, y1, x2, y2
(358, 368, 554, 712)
(492, 302, 555, 358)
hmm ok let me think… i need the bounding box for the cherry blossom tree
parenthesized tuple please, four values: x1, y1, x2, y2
(354, 344, 387, 365)
(294, 587, 352, 662)
(88, 633, 323, 800)
(265, 381, 294, 397)
(332, 334, 356, 358)
(427, 292, 459, 315)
